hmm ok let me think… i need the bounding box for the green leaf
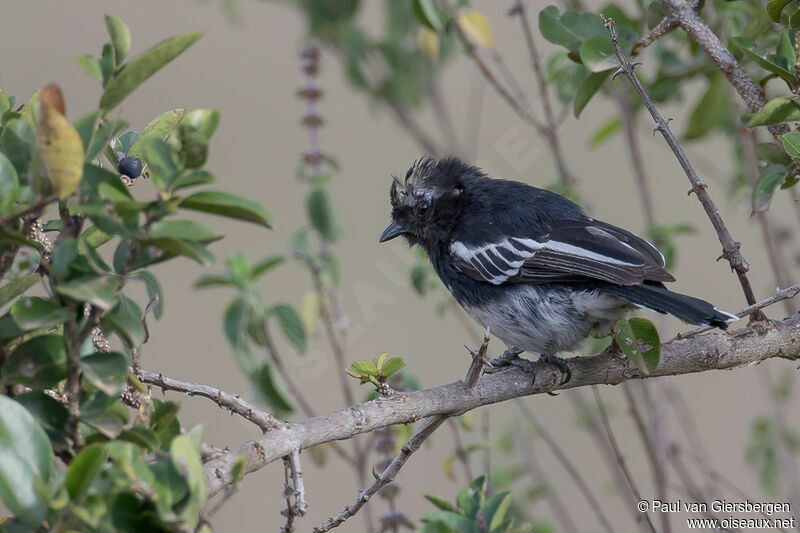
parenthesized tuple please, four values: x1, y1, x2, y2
(538, 7, 605, 54)
(684, 74, 729, 140)
(180, 190, 273, 228)
(77, 55, 102, 80)
(139, 237, 214, 265)
(752, 163, 788, 214)
(127, 109, 184, 162)
(0, 152, 20, 216)
(757, 142, 793, 165)
(588, 117, 620, 148)
(0, 396, 52, 480)
(614, 318, 660, 373)
(81, 352, 128, 395)
(0, 396, 53, 526)
(0, 118, 35, 175)
(0, 273, 39, 308)
(66, 443, 107, 502)
(421, 511, 480, 533)
(136, 137, 182, 189)
(733, 37, 796, 86)
(413, 0, 444, 31)
(271, 303, 306, 353)
(170, 433, 207, 528)
(56, 275, 118, 311)
(574, 71, 610, 117)
(100, 32, 203, 112)
(381, 357, 405, 377)
(1, 335, 66, 388)
(15, 392, 70, 449)
(425, 494, 455, 511)
(579, 36, 619, 73)
(477, 491, 512, 531)
(767, 0, 791, 22)
(749, 97, 800, 126)
(181, 109, 220, 141)
(256, 363, 293, 414)
(169, 169, 215, 191)
(81, 163, 134, 202)
(780, 131, 800, 157)
(148, 220, 216, 241)
(252, 255, 285, 279)
(105, 14, 132, 64)
(778, 30, 796, 66)
(194, 272, 242, 289)
(1, 296, 72, 336)
(307, 187, 341, 240)
(351, 360, 379, 376)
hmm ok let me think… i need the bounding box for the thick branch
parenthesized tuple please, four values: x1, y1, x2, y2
(204, 314, 800, 497)
(604, 17, 761, 310)
(138, 370, 284, 432)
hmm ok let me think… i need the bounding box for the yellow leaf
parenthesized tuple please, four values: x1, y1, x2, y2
(418, 27, 440, 60)
(458, 10, 495, 49)
(301, 291, 319, 336)
(37, 84, 84, 199)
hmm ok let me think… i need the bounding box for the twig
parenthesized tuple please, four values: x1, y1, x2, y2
(591, 386, 656, 533)
(205, 314, 800, 497)
(604, 16, 762, 314)
(299, 47, 375, 533)
(311, 330, 491, 532)
(137, 369, 284, 432)
(285, 450, 307, 517)
(281, 457, 298, 533)
(516, 401, 614, 533)
(679, 282, 800, 337)
(633, 15, 677, 55)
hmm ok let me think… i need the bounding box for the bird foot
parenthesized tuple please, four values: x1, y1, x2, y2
(485, 347, 526, 373)
(538, 354, 572, 385)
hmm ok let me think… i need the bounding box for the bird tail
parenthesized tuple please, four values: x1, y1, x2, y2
(605, 283, 738, 330)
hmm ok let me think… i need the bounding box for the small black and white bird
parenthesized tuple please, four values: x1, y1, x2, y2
(379, 157, 737, 382)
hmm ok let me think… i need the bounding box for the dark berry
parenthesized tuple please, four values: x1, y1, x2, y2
(117, 156, 143, 178)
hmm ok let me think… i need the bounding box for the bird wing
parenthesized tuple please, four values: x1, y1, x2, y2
(449, 219, 674, 286)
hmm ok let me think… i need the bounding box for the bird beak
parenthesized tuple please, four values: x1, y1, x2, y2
(379, 220, 408, 242)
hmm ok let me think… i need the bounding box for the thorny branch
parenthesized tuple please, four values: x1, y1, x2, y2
(311, 330, 492, 532)
(204, 311, 800, 498)
(281, 449, 307, 532)
(137, 369, 283, 432)
(604, 16, 763, 315)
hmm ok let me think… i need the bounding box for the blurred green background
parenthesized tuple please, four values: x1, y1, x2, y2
(2, 1, 798, 531)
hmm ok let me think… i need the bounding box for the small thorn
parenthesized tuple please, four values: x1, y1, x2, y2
(546, 391, 560, 396)
(630, 61, 643, 69)
(612, 67, 626, 80)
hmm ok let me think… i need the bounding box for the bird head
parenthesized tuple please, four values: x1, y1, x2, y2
(380, 156, 468, 249)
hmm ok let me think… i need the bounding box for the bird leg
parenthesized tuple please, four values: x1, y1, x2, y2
(538, 353, 572, 385)
(487, 347, 537, 374)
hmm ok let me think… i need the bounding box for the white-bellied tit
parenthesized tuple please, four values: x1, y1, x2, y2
(379, 157, 737, 383)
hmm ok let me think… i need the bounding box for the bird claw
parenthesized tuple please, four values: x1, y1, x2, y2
(538, 354, 572, 386)
(486, 347, 524, 373)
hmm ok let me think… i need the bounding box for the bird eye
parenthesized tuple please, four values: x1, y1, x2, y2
(417, 201, 430, 216)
